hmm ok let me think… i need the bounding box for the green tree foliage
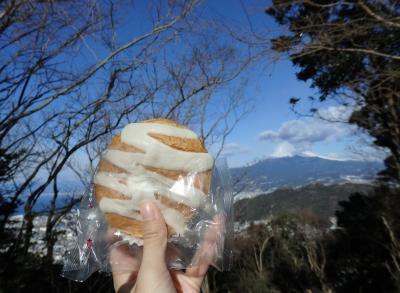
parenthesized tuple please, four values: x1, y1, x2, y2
(264, 2, 400, 291)
(235, 183, 371, 223)
(326, 186, 400, 292)
(266, 0, 400, 183)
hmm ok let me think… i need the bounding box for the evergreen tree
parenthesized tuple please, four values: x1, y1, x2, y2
(327, 186, 400, 292)
(267, 0, 400, 182)
(267, 1, 400, 291)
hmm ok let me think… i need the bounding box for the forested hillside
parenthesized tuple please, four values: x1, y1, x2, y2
(235, 183, 372, 223)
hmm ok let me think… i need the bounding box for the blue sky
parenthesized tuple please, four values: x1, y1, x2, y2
(199, 0, 386, 167)
(218, 58, 369, 167)
(54, 0, 385, 179)
(87, 0, 385, 167)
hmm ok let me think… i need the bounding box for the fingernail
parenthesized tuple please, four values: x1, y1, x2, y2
(140, 201, 157, 221)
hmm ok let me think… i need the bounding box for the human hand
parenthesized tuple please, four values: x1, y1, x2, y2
(110, 201, 223, 293)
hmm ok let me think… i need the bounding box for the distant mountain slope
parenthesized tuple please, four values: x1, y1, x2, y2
(234, 183, 372, 222)
(231, 155, 383, 193)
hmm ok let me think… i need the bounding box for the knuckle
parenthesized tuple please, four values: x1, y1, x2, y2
(142, 221, 167, 241)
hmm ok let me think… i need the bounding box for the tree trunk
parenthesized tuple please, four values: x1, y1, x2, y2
(46, 237, 56, 264)
(22, 212, 34, 254)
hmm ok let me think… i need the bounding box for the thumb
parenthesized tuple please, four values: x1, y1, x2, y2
(136, 201, 174, 293)
(135, 202, 175, 292)
(139, 201, 168, 270)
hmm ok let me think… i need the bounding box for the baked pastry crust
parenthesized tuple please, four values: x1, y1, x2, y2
(94, 118, 212, 239)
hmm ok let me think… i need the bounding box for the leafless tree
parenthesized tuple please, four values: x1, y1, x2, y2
(0, 0, 255, 257)
(237, 214, 332, 293)
(232, 223, 278, 292)
(382, 216, 400, 290)
(303, 234, 332, 293)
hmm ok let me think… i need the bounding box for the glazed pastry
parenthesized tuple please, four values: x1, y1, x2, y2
(93, 118, 213, 241)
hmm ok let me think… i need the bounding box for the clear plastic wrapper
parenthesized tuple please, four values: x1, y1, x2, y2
(62, 156, 233, 282)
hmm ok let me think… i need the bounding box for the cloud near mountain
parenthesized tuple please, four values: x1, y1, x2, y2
(258, 118, 353, 144)
(258, 106, 356, 157)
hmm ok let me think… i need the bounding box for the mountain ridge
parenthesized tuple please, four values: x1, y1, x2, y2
(231, 155, 383, 196)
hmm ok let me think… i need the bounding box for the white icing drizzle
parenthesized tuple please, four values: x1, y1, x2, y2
(94, 170, 207, 208)
(99, 198, 141, 220)
(99, 198, 186, 235)
(95, 121, 214, 236)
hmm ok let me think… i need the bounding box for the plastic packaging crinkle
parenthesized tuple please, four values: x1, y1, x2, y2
(62, 120, 234, 282)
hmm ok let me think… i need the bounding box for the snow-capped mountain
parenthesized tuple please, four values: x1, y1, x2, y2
(231, 155, 383, 199)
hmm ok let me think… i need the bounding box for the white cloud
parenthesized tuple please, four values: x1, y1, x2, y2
(259, 119, 354, 144)
(271, 141, 297, 157)
(317, 105, 353, 122)
(259, 106, 357, 157)
(220, 143, 249, 156)
(270, 141, 319, 157)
